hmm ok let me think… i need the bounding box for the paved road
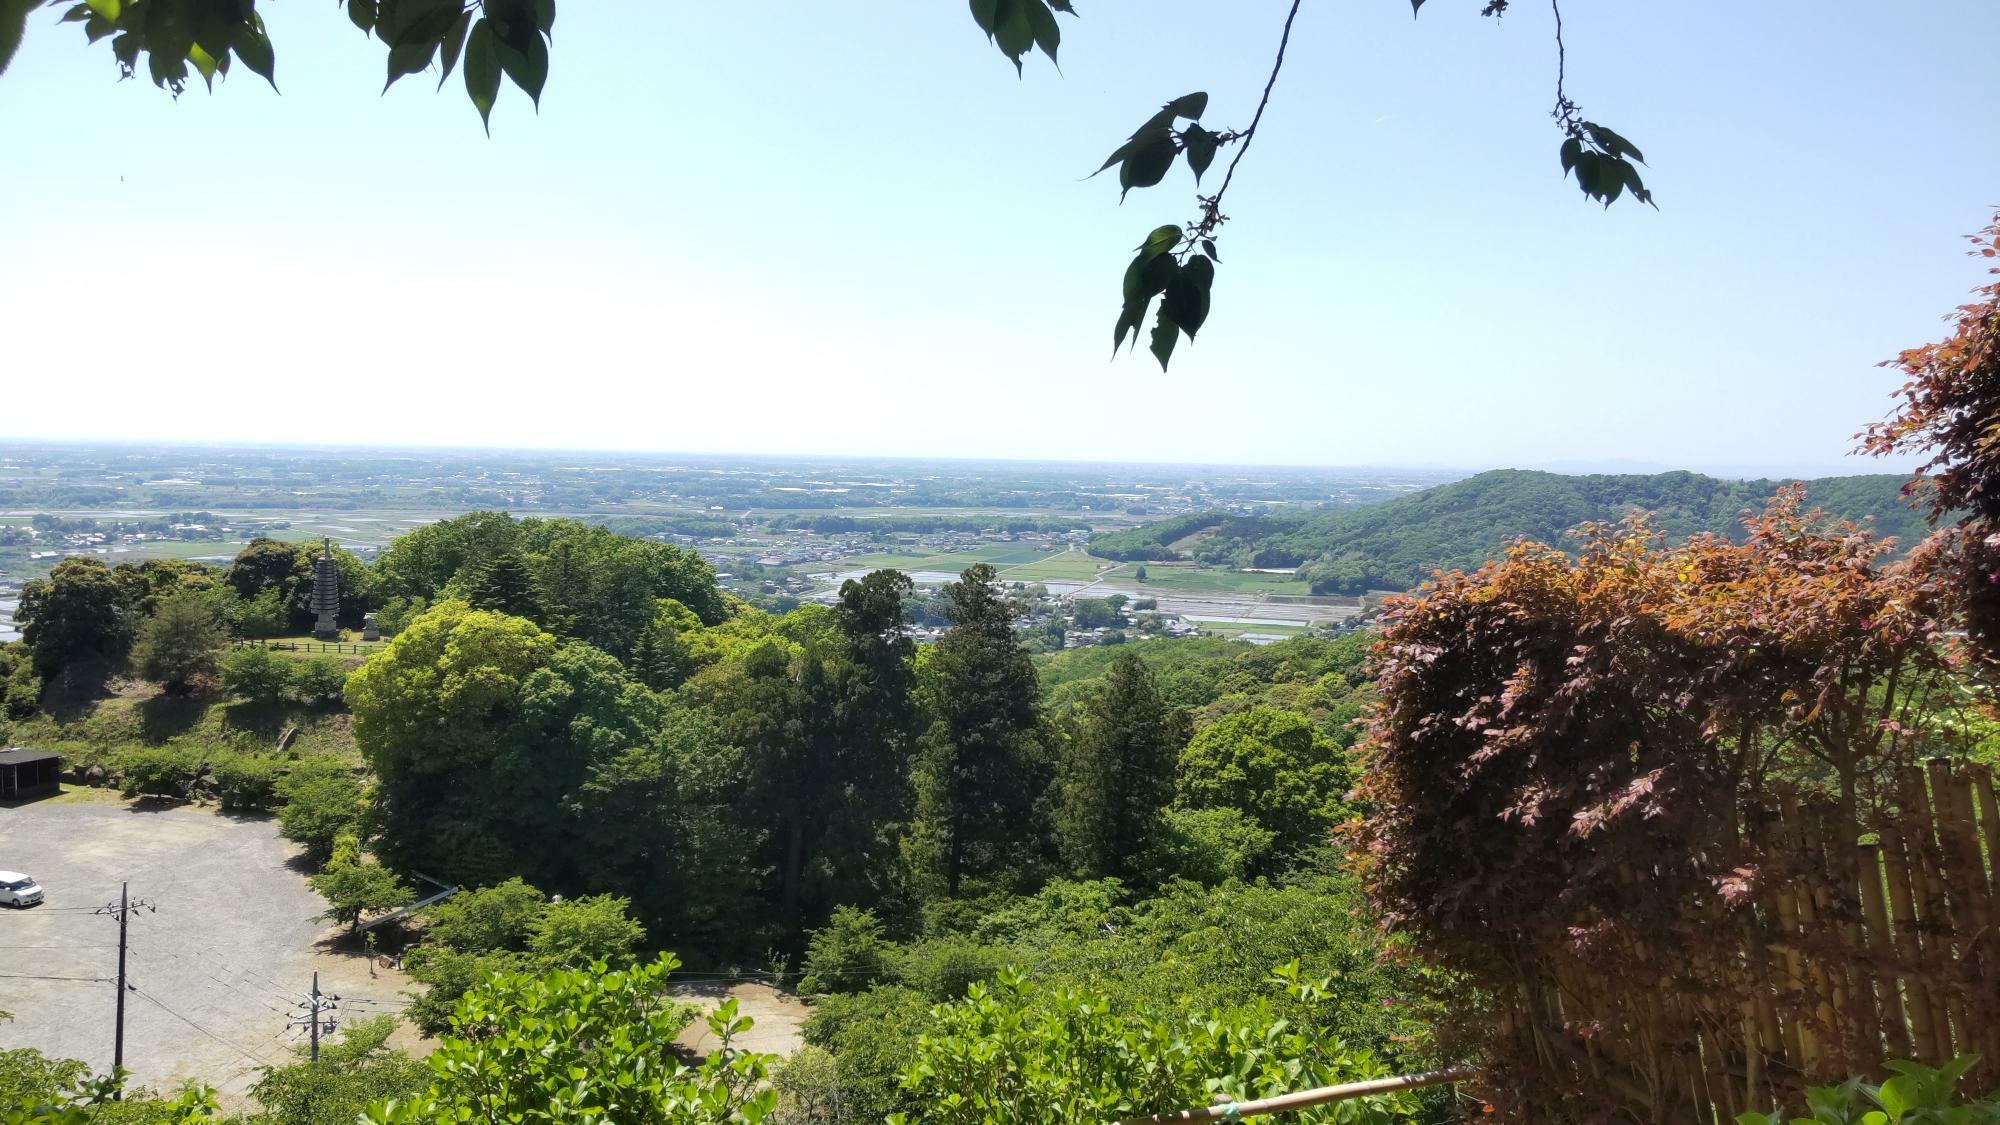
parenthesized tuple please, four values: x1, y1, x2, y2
(0, 796, 408, 1104)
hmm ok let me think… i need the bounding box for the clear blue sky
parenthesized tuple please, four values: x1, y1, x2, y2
(3, 1, 1995, 475)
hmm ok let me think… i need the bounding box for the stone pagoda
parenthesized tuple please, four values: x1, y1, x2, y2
(310, 538, 341, 640)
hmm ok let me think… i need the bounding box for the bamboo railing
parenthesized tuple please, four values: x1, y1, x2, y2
(1501, 763, 2000, 1120)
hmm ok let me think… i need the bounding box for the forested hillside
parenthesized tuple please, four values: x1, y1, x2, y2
(1093, 470, 1932, 594)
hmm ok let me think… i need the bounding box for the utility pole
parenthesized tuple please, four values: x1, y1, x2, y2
(289, 972, 338, 1061)
(94, 882, 153, 1099)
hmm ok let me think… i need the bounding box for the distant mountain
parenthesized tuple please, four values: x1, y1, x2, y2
(1092, 470, 1936, 595)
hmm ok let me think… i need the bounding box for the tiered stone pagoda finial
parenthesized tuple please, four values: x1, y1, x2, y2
(311, 538, 340, 640)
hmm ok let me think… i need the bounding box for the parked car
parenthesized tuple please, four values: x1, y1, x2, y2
(0, 871, 44, 907)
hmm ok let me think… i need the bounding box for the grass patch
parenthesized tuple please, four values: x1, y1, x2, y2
(1130, 568, 1304, 596)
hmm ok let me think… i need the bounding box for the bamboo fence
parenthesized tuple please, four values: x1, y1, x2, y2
(1499, 763, 2000, 1121)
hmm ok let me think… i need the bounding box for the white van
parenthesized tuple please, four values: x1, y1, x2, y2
(0, 871, 44, 907)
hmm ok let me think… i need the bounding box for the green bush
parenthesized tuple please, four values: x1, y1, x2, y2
(896, 936, 1005, 1002)
(424, 878, 548, 953)
(221, 645, 290, 704)
(890, 967, 1419, 1125)
(211, 753, 280, 812)
(799, 906, 896, 996)
(248, 1015, 428, 1125)
(1144, 805, 1276, 885)
(801, 985, 933, 1124)
(274, 764, 363, 862)
(525, 894, 645, 966)
(117, 745, 205, 799)
(289, 656, 350, 707)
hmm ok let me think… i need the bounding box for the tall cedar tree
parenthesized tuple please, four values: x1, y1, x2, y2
(1055, 651, 1176, 881)
(734, 571, 919, 929)
(912, 564, 1041, 897)
(467, 551, 541, 620)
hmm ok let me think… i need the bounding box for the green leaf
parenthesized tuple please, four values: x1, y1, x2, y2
(82, 0, 116, 20)
(1876, 1076, 1913, 1120)
(1410, 0, 1426, 11)
(1165, 91, 1207, 120)
(59, 4, 89, 23)
(1138, 224, 1180, 258)
(389, 0, 461, 48)
(1585, 121, 1644, 163)
(493, 22, 548, 108)
(1182, 125, 1217, 182)
(967, 0, 999, 36)
(1121, 248, 1177, 304)
(992, 0, 1032, 72)
(1166, 255, 1214, 337)
(1118, 133, 1176, 200)
(1559, 135, 1581, 173)
(1148, 306, 1178, 370)
(1200, 239, 1218, 262)
(0, 0, 26, 78)
(436, 7, 470, 89)
(188, 40, 218, 90)
(347, 0, 377, 34)
(233, 18, 275, 89)
(532, 0, 553, 35)
(462, 16, 500, 133)
(83, 11, 112, 41)
(1022, 0, 1057, 62)
(385, 38, 435, 92)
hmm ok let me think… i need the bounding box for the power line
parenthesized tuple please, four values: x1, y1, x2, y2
(131, 984, 280, 1064)
(0, 971, 113, 983)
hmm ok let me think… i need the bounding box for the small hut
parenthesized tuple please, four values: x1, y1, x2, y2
(0, 748, 61, 802)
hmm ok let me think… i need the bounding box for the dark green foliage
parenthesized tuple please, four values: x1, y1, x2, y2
(525, 893, 645, 964)
(130, 589, 229, 693)
(224, 537, 370, 631)
(800, 985, 936, 1125)
(798, 905, 895, 996)
(1089, 511, 1227, 561)
(909, 564, 1044, 897)
(465, 549, 539, 619)
(311, 843, 413, 932)
(274, 763, 363, 862)
(1054, 652, 1177, 881)
(18, 556, 131, 678)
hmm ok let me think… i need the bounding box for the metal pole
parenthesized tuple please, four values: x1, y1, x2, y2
(309, 972, 320, 1063)
(112, 882, 127, 1098)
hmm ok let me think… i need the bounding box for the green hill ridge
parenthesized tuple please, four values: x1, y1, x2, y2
(1091, 469, 1932, 595)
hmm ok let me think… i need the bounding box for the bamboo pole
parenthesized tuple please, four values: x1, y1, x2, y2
(1881, 825, 1942, 1062)
(1970, 766, 2000, 882)
(1115, 1068, 1475, 1124)
(1856, 842, 1913, 1058)
(1900, 767, 1960, 1057)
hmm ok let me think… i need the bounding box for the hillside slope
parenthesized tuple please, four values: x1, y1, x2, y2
(1095, 470, 1933, 595)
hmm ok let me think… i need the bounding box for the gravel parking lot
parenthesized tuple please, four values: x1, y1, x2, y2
(0, 795, 410, 1103)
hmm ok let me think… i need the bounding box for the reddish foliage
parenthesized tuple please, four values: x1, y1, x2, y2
(1862, 212, 2000, 656)
(1358, 490, 1975, 1118)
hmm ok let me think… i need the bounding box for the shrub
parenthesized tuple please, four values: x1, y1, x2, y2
(221, 645, 290, 704)
(424, 878, 547, 953)
(117, 745, 205, 799)
(800, 985, 933, 1124)
(361, 956, 763, 1125)
(275, 764, 363, 862)
(289, 656, 350, 707)
(211, 753, 280, 812)
(896, 936, 1005, 1002)
(798, 906, 895, 996)
(1143, 806, 1276, 885)
(248, 1015, 428, 1125)
(525, 894, 645, 966)
(892, 967, 1419, 1125)
(311, 852, 413, 933)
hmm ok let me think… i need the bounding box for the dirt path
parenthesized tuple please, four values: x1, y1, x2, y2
(668, 981, 806, 1057)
